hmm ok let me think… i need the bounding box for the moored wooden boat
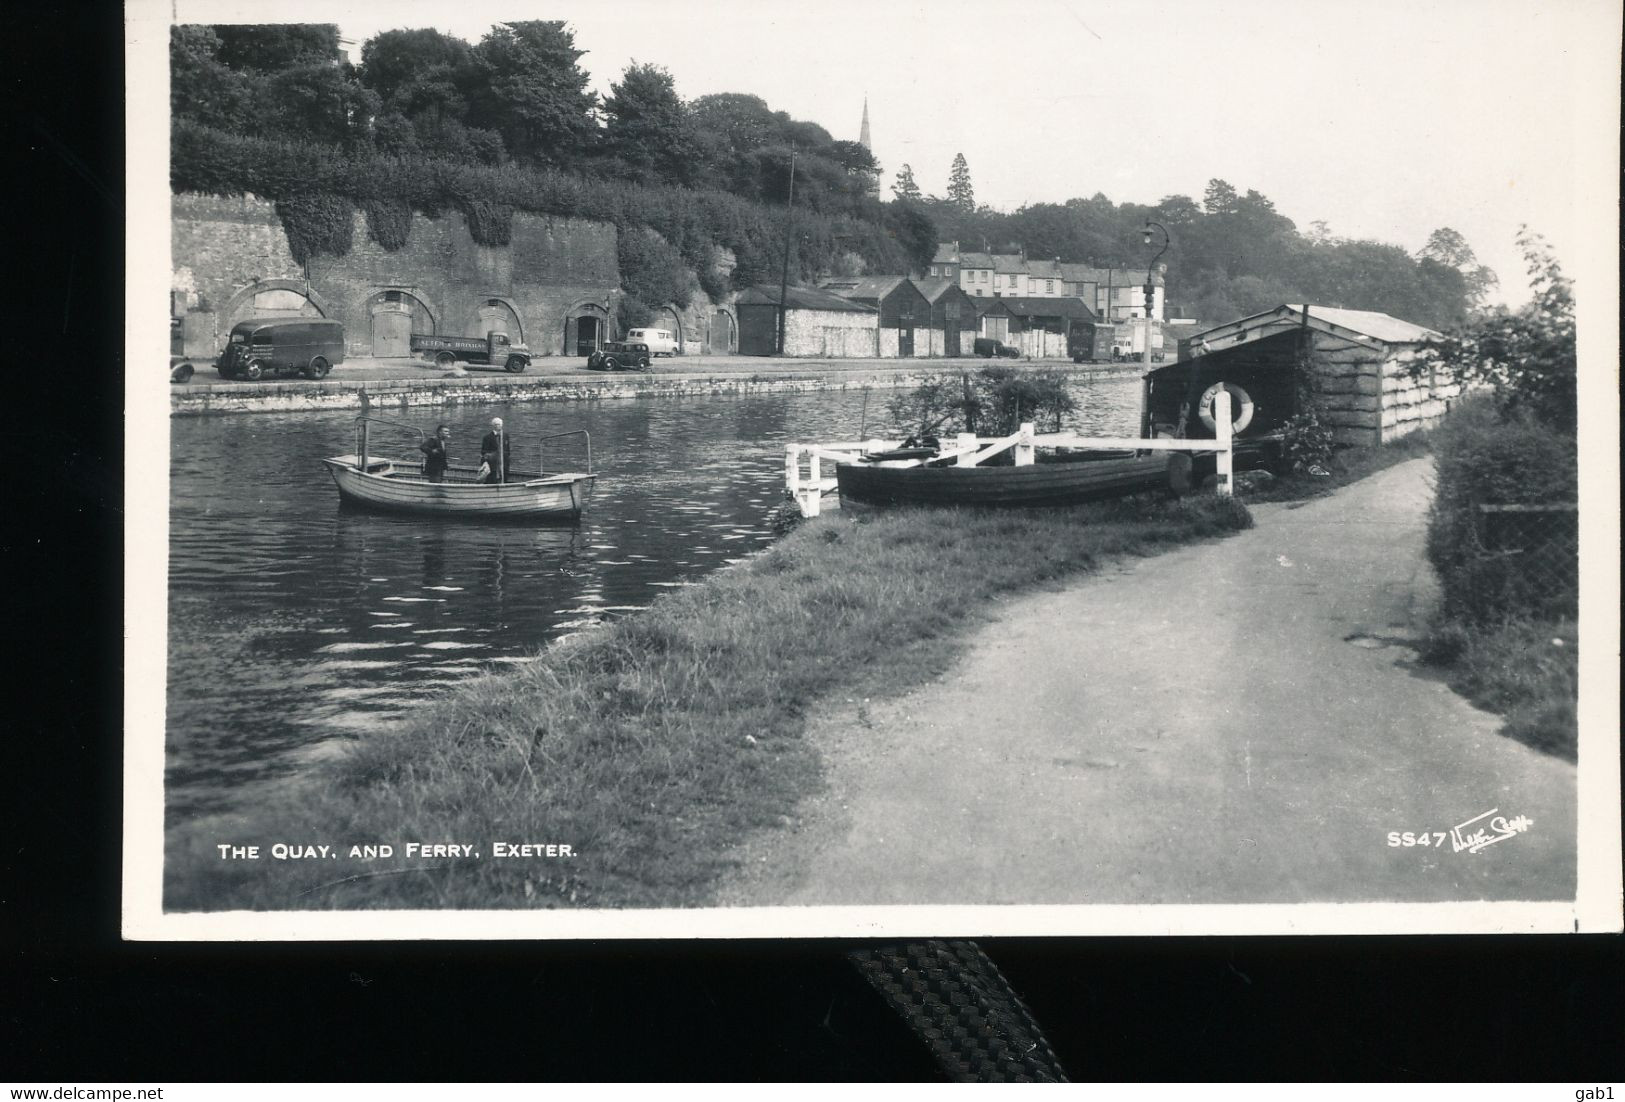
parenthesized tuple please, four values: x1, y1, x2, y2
(322, 456, 594, 520)
(836, 452, 1171, 509)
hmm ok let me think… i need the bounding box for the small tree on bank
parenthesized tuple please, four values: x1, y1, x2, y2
(1420, 229, 1575, 432)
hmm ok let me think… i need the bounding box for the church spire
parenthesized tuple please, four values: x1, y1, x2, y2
(860, 96, 871, 151)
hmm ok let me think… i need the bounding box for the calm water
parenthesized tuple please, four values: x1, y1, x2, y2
(166, 381, 1144, 819)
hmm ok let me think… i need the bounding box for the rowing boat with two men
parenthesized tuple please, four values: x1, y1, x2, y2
(321, 398, 595, 522)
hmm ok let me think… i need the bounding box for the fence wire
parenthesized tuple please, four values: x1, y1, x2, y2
(1467, 503, 1578, 620)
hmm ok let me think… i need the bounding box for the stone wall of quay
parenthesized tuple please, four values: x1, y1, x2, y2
(169, 366, 1147, 417)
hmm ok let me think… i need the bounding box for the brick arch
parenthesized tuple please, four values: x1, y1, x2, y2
(365, 287, 438, 358)
(363, 286, 439, 331)
(467, 295, 525, 344)
(221, 278, 331, 333)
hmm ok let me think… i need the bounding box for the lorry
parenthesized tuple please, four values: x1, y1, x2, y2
(411, 331, 531, 372)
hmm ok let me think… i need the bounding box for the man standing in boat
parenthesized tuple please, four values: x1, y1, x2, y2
(480, 417, 512, 484)
(420, 424, 451, 483)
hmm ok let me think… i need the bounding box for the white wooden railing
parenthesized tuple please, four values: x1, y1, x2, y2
(785, 392, 1235, 516)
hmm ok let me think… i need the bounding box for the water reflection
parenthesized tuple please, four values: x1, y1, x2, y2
(165, 380, 1144, 820)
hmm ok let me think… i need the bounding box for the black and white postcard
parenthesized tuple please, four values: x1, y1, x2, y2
(124, 0, 1621, 940)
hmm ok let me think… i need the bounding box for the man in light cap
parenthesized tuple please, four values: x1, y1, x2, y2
(479, 417, 512, 484)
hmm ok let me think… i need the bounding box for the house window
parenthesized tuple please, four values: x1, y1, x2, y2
(1045, 280, 1054, 292)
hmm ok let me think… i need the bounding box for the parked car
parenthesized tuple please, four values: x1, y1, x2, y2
(626, 328, 679, 356)
(216, 318, 346, 380)
(587, 340, 652, 371)
(973, 337, 1021, 359)
(169, 355, 195, 383)
(411, 330, 530, 372)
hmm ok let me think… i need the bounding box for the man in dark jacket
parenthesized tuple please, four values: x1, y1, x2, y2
(419, 424, 451, 483)
(480, 417, 512, 484)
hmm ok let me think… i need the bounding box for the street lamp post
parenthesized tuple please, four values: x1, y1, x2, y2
(1141, 221, 1169, 370)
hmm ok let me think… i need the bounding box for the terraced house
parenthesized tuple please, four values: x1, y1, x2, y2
(930, 242, 1165, 321)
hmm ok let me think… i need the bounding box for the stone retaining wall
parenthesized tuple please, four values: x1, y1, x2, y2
(170, 367, 1145, 416)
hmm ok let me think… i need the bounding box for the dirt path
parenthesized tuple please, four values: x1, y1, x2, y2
(720, 459, 1577, 906)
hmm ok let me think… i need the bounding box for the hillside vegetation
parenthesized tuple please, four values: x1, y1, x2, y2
(173, 20, 1493, 330)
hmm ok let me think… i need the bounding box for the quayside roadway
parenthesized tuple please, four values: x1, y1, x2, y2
(720, 458, 1578, 908)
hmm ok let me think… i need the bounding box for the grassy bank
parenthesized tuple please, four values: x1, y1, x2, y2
(166, 491, 1252, 911)
(1420, 616, 1578, 761)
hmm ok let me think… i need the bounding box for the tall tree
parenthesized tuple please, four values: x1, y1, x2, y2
(1419, 226, 1499, 310)
(601, 62, 694, 185)
(472, 21, 597, 167)
(170, 25, 259, 133)
(1202, 178, 1239, 216)
(359, 28, 478, 116)
(212, 24, 341, 71)
(892, 163, 922, 202)
(947, 153, 974, 211)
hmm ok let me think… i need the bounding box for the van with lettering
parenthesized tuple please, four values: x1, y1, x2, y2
(626, 327, 680, 356)
(216, 318, 346, 381)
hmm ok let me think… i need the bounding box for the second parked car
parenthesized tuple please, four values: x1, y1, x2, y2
(973, 336, 1021, 359)
(587, 340, 652, 371)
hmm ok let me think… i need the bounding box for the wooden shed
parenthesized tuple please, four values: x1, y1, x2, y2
(736, 285, 878, 357)
(911, 278, 980, 357)
(820, 276, 932, 357)
(1147, 304, 1454, 446)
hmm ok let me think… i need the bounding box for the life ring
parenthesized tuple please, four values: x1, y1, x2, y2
(1198, 382, 1255, 435)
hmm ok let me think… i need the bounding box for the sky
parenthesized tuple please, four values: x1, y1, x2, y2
(164, 0, 1621, 308)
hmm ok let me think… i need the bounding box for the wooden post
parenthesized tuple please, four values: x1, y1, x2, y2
(1140, 374, 1152, 438)
(1215, 389, 1233, 496)
(956, 432, 977, 466)
(808, 452, 821, 495)
(1015, 422, 1035, 466)
(785, 444, 799, 502)
(358, 388, 370, 471)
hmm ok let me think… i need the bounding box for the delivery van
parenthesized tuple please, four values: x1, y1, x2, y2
(626, 328, 680, 356)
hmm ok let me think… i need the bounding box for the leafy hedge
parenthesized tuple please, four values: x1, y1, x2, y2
(1426, 398, 1577, 623)
(173, 121, 923, 299)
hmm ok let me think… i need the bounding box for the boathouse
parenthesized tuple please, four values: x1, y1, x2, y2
(820, 276, 933, 358)
(736, 286, 877, 357)
(1152, 304, 1453, 446)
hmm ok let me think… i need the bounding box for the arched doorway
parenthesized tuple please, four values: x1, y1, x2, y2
(563, 301, 611, 358)
(367, 289, 435, 358)
(658, 305, 685, 353)
(467, 298, 523, 343)
(710, 308, 737, 355)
